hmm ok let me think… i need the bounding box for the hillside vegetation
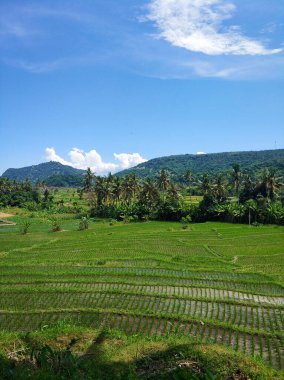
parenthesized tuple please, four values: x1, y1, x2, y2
(1, 161, 85, 184)
(117, 149, 284, 181)
(1, 150, 283, 187)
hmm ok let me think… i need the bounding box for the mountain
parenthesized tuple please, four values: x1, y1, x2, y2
(1, 161, 85, 184)
(2, 149, 283, 186)
(116, 149, 284, 181)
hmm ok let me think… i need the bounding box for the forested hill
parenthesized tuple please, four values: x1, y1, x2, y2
(1, 161, 85, 184)
(2, 150, 284, 185)
(117, 149, 284, 180)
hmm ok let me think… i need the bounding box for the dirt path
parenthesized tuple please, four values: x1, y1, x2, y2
(0, 212, 14, 218)
(0, 212, 16, 225)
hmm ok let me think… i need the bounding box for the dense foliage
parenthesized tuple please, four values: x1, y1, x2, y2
(86, 167, 284, 225)
(1, 161, 84, 183)
(117, 149, 284, 182)
(0, 178, 82, 214)
(45, 174, 84, 187)
(0, 178, 40, 208)
(2, 150, 283, 187)
(1, 163, 283, 224)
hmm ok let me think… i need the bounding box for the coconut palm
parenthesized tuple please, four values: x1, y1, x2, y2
(214, 174, 228, 203)
(267, 169, 282, 201)
(157, 169, 171, 192)
(200, 173, 211, 195)
(231, 164, 241, 203)
(166, 183, 180, 201)
(112, 177, 122, 204)
(240, 174, 255, 203)
(122, 174, 140, 204)
(184, 170, 193, 202)
(94, 176, 108, 206)
(139, 178, 160, 207)
(245, 199, 257, 225)
(83, 167, 94, 193)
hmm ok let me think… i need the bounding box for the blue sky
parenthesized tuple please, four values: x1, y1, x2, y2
(0, 0, 283, 174)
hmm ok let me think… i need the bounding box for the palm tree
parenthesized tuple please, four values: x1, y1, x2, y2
(184, 170, 193, 203)
(231, 164, 241, 203)
(105, 175, 114, 205)
(267, 169, 282, 201)
(83, 167, 94, 193)
(94, 176, 107, 206)
(157, 169, 171, 192)
(214, 174, 227, 203)
(245, 199, 257, 225)
(166, 183, 180, 201)
(139, 178, 160, 207)
(112, 177, 122, 204)
(122, 174, 140, 204)
(200, 173, 211, 195)
(260, 168, 270, 198)
(240, 174, 255, 203)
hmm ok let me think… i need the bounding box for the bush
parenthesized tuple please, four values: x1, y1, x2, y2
(180, 216, 192, 230)
(51, 219, 62, 232)
(78, 217, 89, 230)
(251, 221, 263, 227)
(19, 220, 32, 235)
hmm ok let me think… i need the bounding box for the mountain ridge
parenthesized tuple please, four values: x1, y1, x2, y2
(116, 149, 284, 180)
(1, 149, 283, 185)
(1, 161, 85, 184)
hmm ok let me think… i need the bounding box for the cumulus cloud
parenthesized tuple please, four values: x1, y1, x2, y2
(45, 147, 71, 166)
(114, 153, 147, 169)
(196, 151, 206, 155)
(146, 0, 283, 56)
(45, 147, 147, 174)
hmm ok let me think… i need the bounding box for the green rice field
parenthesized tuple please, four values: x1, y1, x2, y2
(0, 217, 283, 375)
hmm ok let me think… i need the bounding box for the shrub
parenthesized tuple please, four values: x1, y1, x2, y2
(19, 220, 32, 235)
(78, 216, 89, 230)
(96, 260, 106, 265)
(29, 338, 80, 376)
(51, 219, 62, 232)
(180, 215, 192, 229)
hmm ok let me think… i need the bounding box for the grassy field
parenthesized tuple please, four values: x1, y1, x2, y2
(0, 213, 283, 378)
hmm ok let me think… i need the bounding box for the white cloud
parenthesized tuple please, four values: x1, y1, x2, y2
(114, 153, 147, 169)
(45, 147, 71, 166)
(146, 0, 283, 56)
(45, 147, 147, 174)
(196, 151, 206, 155)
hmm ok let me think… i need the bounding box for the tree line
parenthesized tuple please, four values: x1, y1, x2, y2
(0, 165, 283, 225)
(81, 165, 283, 225)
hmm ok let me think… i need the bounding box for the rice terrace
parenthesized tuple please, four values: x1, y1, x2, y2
(0, 169, 284, 379)
(1, 1, 284, 378)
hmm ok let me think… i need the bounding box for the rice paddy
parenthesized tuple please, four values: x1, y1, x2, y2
(0, 217, 283, 374)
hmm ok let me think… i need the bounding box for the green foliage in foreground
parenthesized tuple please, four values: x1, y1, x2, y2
(0, 326, 279, 379)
